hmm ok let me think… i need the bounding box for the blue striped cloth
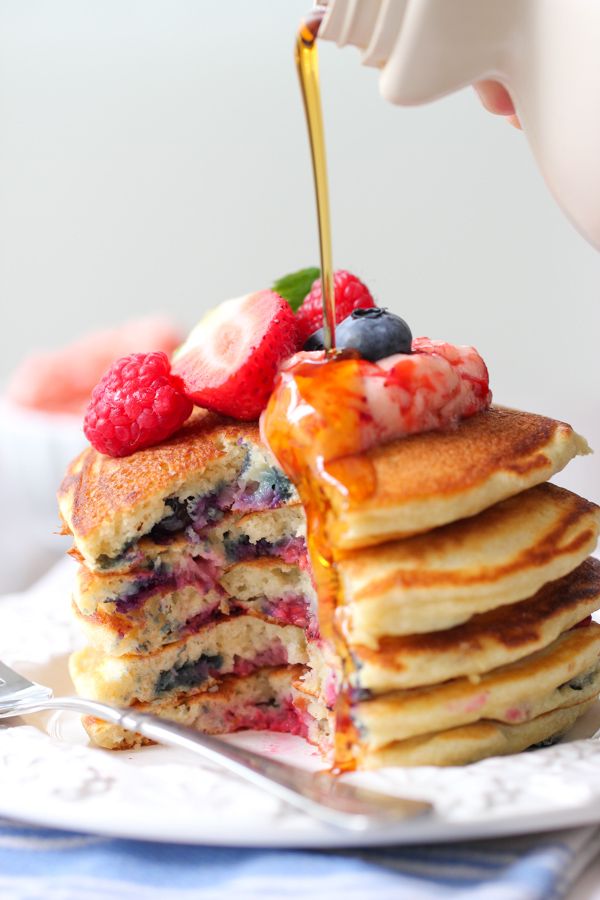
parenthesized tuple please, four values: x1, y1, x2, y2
(0, 818, 598, 900)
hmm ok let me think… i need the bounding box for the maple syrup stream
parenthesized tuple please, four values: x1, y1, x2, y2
(269, 11, 362, 769)
(295, 10, 336, 350)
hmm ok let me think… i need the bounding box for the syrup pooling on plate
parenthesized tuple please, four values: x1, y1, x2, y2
(296, 9, 336, 350)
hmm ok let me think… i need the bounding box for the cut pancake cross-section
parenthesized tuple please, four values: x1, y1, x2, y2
(62, 404, 600, 765)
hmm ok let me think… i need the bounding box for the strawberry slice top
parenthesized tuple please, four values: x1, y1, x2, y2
(172, 291, 299, 421)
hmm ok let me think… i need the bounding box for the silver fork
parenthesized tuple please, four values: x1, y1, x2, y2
(0, 660, 431, 831)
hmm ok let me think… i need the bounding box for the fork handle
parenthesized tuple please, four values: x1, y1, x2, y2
(36, 696, 431, 830)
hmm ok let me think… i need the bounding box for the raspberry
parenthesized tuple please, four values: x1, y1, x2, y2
(295, 270, 376, 344)
(83, 352, 193, 457)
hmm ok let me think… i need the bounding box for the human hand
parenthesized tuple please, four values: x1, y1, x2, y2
(474, 80, 521, 129)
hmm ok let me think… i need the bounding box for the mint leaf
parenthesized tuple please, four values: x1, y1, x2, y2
(273, 267, 320, 312)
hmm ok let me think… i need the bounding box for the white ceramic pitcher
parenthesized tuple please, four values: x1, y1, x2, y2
(318, 0, 600, 251)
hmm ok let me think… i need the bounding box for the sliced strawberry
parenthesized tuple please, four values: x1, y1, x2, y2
(172, 291, 300, 420)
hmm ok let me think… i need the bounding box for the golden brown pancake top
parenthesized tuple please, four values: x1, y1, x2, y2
(58, 409, 259, 541)
(325, 406, 580, 511)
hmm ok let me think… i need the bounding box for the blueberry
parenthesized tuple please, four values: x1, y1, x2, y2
(149, 497, 192, 541)
(155, 654, 223, 694)
(303, 308, 412, 362)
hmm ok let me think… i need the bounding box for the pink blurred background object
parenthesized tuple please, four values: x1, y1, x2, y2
(0, 315, 183, 592)
(5, 315, 182, 416)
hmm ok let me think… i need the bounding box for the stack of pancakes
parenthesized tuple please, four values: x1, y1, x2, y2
(59, 406, 600, 766)
(294, 406, 600, 767)
(59, 411, 316, 750)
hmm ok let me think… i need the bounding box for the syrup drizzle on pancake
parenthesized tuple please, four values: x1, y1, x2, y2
(263, 353, 372, 768)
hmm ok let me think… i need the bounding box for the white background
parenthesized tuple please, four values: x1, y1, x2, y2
(0, 0, 598, 513)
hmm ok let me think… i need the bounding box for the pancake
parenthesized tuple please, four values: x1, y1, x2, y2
(70, 503, 307, 582)
(292, 641, 339, 753)
(354, 623, 600, 748)
(81, 666, 304, 750)
(206, 504, 306, 565)
(58, 409, 298, 572)
(73, 558, 316, 655)
(362, 699, 595, 768)
(61, 398, 597, 768)
(352, 557, 600, 691)
(321, 407, 590, 551)
(69, 615, 307, 705)
(73, 554, 222, 618)
(338, 483, 599, 644)
(291, 688, 334, 754)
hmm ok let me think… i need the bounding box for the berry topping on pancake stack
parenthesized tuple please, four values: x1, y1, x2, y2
(304, 307, 412, 360)
(172, 290, 299, 421)
(61, 274, 600, 767)
(83, 351, 193, 457)
(292, 269, 375, 344)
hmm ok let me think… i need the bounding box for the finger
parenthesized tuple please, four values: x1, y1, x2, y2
(506, 114, 522, 130)
(474, 80, 516, 116)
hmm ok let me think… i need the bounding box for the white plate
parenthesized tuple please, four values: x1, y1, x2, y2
(1, 558, 600, 848)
